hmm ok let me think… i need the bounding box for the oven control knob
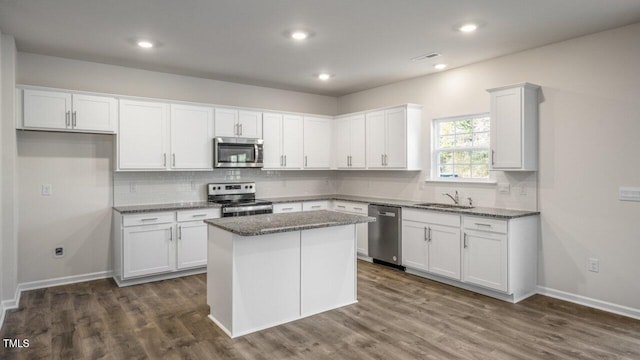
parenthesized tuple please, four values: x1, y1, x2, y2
(250, 185, 253, 189)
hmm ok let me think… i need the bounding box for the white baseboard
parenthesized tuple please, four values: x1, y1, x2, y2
(537, 286, 640, 320)
(0, 270, 113, 332)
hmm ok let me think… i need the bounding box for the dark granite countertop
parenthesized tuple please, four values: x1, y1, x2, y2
(113, 201, 222, 214)
(113, 194, 539, 219)
(263, 194, 539, 219)
(205, 210, 375, 236)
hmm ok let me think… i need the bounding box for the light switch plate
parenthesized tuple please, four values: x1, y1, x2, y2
(619, 187, 640, 201)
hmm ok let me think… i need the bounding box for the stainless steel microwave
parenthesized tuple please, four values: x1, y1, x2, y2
(214, 137, 264, 168)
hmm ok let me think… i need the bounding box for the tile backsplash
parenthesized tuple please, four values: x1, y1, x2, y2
(113, 169, 336, 206)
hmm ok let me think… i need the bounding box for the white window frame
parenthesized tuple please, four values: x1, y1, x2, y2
(431, 113, 493, 182)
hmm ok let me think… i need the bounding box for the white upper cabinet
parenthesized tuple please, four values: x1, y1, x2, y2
(263, 113, 303, 169)
(170, 104, 214, 170)
(303, 116, 332, 169)
(488, 83, 539, 171)
(334, 114, 366, 169)
(214, 108, 262, 138)
(365, 105, 421, 170)
(22, 89, 116, 133)
(119, 101, 215, 171)
(118, 100, 169, 170)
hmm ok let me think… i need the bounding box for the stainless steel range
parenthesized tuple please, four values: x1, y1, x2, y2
(207, 182, 273, 217)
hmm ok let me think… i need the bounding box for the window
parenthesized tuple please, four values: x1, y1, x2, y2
(432, 114, 490, 180)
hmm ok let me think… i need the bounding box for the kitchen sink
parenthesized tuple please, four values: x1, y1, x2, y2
(415, 203, 474, 209)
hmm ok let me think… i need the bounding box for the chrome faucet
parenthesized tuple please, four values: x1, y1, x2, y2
(442, 190, 459, 205)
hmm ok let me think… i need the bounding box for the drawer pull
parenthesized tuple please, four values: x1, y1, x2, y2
(192, 214, 208, 217)
(353, 207, 363, 211)
(282, 207, 293, 211)
(474, 223, 492, 227)
(311, 205, 321, 209)
(337, 205, 346, 209)
(141, 217, 159, 221)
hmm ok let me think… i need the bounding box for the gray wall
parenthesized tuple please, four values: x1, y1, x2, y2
(15, 53, 338, 283)
(337, 23, 640, 310)
(1, 33, 18, 309)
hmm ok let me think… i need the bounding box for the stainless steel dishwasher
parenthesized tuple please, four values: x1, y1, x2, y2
(368, 204, 403, 268)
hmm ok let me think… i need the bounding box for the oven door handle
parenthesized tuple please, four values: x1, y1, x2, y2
(223, 205, 273, 213)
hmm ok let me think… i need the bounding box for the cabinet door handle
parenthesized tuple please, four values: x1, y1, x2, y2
(305, 155, 308, 167)
(172, 154, 176, 167)
(169, 227, 173, 241)
(384, 154, 388, 166)
(381, 154, 384, 166)
(239, 123, 243, 136)
(140, 217, 159, 222)
(463, 233, 468, 248)
(163, 153, 167, 167)
(284, 155, 287, 167)
(72, 111, 77, 127)
(491, 150, 495, 166)
(65, 111, 70, 127)
(280, 155, 283, 166)
(428, 227, 432, 242)
(178, 226, 182, 240)
(234, 123, 238, 136)
(424, 227, 428, 241)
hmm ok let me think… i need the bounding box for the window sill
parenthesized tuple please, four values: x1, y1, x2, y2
(424, 178, 497, 185)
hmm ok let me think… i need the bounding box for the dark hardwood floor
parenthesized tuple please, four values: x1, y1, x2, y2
(1, 260, 639, 359)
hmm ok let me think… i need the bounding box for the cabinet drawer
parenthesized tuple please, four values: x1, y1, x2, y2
(122, 212, 175, 227)
(333, 201, 368, 215)
(403, 208, 460, 227)
(273, 202, 303, 214)
(463, 216, 507, 234)
(302, 201, 330, 211)
(177, 208, 221, 222)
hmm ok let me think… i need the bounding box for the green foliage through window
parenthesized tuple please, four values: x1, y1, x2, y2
(433, 114, 490, 179)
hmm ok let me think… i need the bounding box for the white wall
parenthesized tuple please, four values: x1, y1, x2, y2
(1, 33, 18, 316)
(15, 53, 338, 283)
(338, 23, 640, 311)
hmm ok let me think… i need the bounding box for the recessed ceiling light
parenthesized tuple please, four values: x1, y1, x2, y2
(459, 23, 478, 33)
(318, 73, 331, 81)
(291, 31, 309, 40)
(137, 40, 154, 48)
(434, 64, 447, 70)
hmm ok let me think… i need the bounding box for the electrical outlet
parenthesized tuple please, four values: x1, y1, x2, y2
(498, 183, 510, 194)
(41, 184, 53, 196)
(588, 258, 599, 273)
(54, 246, 64, 258)
(520, 184, 527, 195)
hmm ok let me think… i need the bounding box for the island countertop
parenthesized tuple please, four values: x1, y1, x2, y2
(205, 210, 375, 236)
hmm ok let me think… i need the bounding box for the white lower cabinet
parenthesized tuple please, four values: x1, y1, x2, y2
(402, 208, 538, 303)
(114, 208, 221, 285)
(123, 223, 175, 278)
(177, 221, 209, 269)
(402, 209, 460, 280)
(462, 229, 507, 292)
(332, 201, 369, 257)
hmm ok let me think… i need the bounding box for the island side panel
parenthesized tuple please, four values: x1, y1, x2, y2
(207, 226, 234, 336)
(232, 231, 301, 337)
(301, 224, 357, 317)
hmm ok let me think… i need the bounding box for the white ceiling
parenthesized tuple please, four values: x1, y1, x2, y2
(1, 0, 639, 96)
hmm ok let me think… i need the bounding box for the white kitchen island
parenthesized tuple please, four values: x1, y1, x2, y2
(205, 210, 375, 338)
